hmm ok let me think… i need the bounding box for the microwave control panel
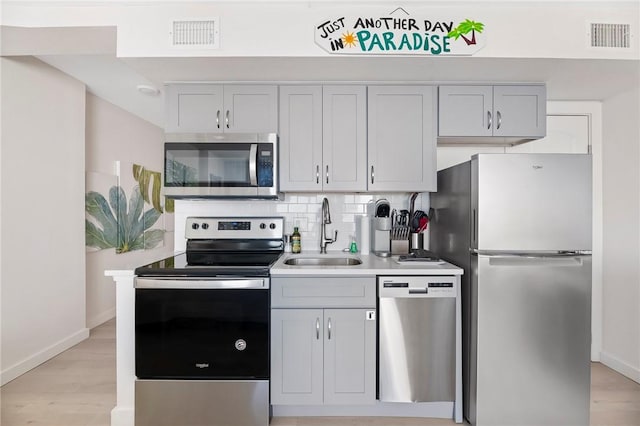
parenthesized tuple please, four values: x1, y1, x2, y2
(257, 143, 274, 187)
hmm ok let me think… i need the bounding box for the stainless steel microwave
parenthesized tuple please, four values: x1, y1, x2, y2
(164, 133, 278, 198)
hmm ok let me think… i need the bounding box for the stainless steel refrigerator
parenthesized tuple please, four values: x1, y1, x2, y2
(431, 153, 592, 426)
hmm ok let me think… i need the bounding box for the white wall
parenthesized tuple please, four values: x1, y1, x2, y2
(0, 57, 87, 385)
(85, 93, 173, 329)
(601, 83, 640, 383)
(1, 2, 638, 60)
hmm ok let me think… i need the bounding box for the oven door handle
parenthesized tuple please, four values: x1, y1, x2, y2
(134, 278, 268, 289)
(249, 143, 258, 186)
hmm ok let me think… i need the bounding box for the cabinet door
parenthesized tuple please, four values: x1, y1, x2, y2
(322, 86, 367, 191)
(165, 84, 223, 133)
(223, 85, 278, 132)
(367, 86, 437, 192)
(271, 309, 324, 405)
(279, 86, 323, 191)
(438, 85, 493, 137)
(323, 309, 376, 405)
(493, 85, 546, 138)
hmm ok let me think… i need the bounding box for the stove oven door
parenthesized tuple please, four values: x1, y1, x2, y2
(134, 278, 269, 379)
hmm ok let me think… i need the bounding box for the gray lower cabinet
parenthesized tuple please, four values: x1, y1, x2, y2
(270, 276, 376, 405)
(165, 83, 278, 133)
(438, 85, 546, 138)
(279, 85, 367, 191)
(367, 85, 437, 192)
(271, 308, 376, 405)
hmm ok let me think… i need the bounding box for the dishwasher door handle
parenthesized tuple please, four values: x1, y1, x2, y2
(408, 287, 428, 294)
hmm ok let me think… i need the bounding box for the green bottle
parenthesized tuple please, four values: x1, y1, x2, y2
(292, 227, 301, 254)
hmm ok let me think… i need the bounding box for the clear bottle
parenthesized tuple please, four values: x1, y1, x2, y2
(291, 227, 301, 254)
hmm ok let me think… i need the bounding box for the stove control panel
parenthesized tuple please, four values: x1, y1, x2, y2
(218, 221, 251, 231)
(186, 217, 284, 240)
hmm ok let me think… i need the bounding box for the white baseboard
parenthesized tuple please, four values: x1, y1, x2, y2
(111, 406, 134, 426)
(87, 307, 116, 329)
(600, 351, 640, 384)
(1, 327, 90, 386)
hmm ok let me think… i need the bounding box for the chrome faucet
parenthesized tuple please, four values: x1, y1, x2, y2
(320, 197, 338, 254)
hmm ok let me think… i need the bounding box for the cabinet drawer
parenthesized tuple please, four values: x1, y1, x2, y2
(271, 277, 376, 308)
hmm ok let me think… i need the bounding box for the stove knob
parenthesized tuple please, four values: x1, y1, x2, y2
(201, 223, 209, 230)
(270, 223, 276, 230)
(191, 223, 200, 230)
(260, 223, 266, 229)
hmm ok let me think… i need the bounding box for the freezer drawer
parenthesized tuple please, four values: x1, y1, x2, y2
(378, 276, 456, 403)
(135, 379, 269, 426)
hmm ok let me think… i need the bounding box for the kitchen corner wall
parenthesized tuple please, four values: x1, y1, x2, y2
(174, 193, 430, 253)
(602, 83, 640, 383)
(1, 57, 86, 385)
(85, 94, 174, 329)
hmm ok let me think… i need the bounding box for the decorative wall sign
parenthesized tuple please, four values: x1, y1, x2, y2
(315, 8, 485, 56)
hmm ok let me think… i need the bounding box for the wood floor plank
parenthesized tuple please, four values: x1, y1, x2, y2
(1, 318, 638, 426)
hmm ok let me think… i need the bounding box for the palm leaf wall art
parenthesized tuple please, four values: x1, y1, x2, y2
(85, 185, 163, 253)
(85, 163, 169, 253)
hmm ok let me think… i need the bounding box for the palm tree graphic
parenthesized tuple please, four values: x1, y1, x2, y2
(448, 19, 485, 45)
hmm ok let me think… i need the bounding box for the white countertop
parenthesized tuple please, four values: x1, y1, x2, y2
(270, 251, 463, 276)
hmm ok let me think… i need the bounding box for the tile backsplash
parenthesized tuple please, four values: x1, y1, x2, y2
(174, 192, 430, 252)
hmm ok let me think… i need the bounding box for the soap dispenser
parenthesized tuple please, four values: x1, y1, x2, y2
(349, 236, 358, 254)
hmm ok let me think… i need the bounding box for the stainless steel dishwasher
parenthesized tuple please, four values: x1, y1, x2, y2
(378, 275, 456, 403)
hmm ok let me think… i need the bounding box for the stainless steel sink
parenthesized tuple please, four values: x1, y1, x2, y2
(283, 257, 362, 266)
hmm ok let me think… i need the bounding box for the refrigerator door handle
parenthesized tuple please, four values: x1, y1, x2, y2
(472, 250, 591, 267)
(471, 249, 592, 257)
(472, 208, 477, 246)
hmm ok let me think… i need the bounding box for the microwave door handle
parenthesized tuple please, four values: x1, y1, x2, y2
(249, 144, 258, 186)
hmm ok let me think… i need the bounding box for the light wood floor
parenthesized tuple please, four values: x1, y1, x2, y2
(2, 319, 639, 426)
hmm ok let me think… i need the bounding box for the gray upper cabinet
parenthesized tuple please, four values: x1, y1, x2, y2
(165, 84, 277, 133)
(322, 86, 367, 191)
(279, 85, 367, 192)
(438, 85, 546, 138)
(279, 86, 323, 191)
(367, 85, 437, 192)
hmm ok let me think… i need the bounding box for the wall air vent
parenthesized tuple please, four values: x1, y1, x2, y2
(171, 19, 219, 49)
(590, 23, 630, 48)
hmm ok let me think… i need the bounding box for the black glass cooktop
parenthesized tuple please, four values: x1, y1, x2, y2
(134, 251, 283, 278)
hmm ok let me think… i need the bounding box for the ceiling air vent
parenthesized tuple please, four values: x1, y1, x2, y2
(590, 23, 630, 48)
(171, 19, 219, 48)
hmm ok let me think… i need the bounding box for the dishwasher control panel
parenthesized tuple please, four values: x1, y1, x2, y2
(378, 276, 457, 297)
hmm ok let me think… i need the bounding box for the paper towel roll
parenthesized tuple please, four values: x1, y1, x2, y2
(356, 215, 371, 255)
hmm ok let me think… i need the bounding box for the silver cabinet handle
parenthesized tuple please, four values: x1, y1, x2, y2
(371, 166, 375, 184)
(316, 318, 320, 340)
(225, 110, 230, 129)
(216, 110, 220, 129)
(327, 318, 332, 340)
(326, 165, 329, 184)
(487, 111, 492, 130)
(316, 165, 320, 184)
(496, 111, 502, 130)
